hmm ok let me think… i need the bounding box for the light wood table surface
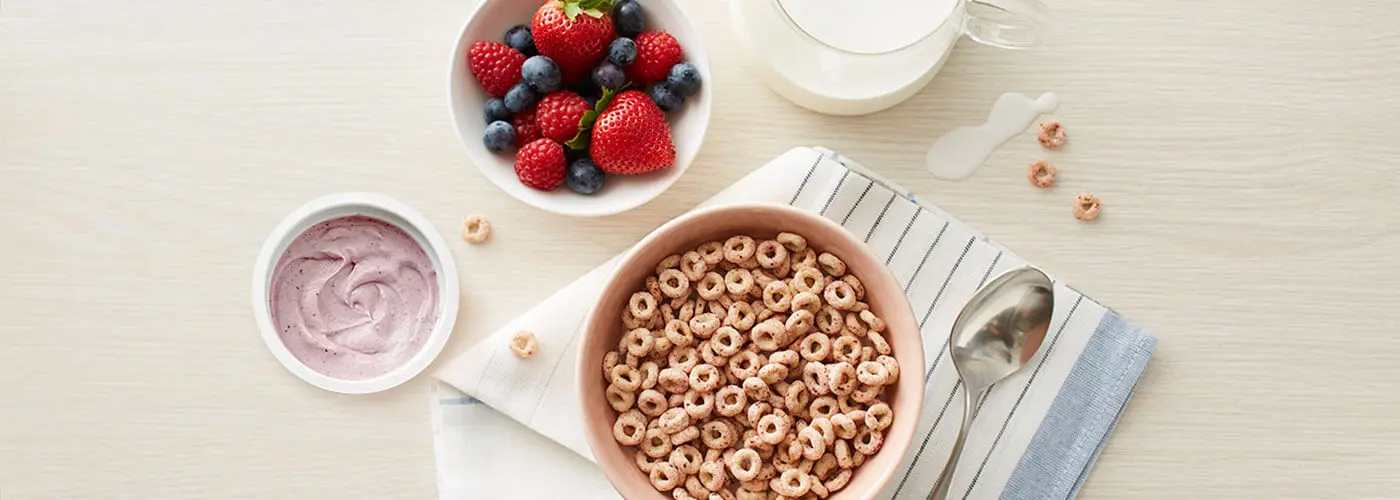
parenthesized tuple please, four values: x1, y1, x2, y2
(3, 0, 1400, 498)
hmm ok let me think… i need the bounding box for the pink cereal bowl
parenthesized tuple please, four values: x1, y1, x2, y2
(577, 203, 924, 499)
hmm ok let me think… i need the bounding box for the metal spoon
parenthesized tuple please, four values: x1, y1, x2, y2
(928, 266, 1055, 500)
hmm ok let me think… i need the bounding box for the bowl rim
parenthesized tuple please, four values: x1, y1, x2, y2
(445, 0, 714, 218)
(250, 192, 461, 394)
(575, 202, 925, 499)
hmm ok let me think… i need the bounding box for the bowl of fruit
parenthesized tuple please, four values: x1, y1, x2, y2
(450, 0, 711, 217)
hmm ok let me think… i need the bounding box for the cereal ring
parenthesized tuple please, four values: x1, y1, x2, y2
(868, 330, 892, 355)
(742, 319, 779, 352)
(756, 413, 790, 445)
(658, 407, 692, 434)
(637, 388, 668, 416)
(696, 272, 726, 301)
(755, 240, 789, 269)
(672, 489, 696, 500)
(817, 253, 846, 277)
(843, 312, 868, 337)
(788, 292, 819, 316)
(685, 476, 709, 499)
(683, 390, 714, 420)
(752, 269, 777, 290)
(773, 257, 792, 279)
(760, 281, 793, 313)
(860, 346, 876, 364)
(832, 439, 854, 469)
(853, 427, 883, 455)
(622, 307, 645, 330)
(671, 425, 700, 446)
(742, 376, 772, 401)
(711, 327, 745, 357)
(810, 417, 836, 444)
(698, 460, 728, 492)
(688, 313, 721, 339)
(790, 268, 826, 295)
(791, 248, 818, 270)
(823, 281, 857, 310)
(1027, 159, 1058, 188)
(458, 214, 492, 244)
(811, 478, 830, 498)
(727, 448, 762, 481)
(656, 254, 682, 274)
(728, 350, 761, 380)
(653, 332, 674, 356)
(830, 413, 857, 440)
(825, 469, 852, 493)
(769, 349, 800, 369)
(631, 292, 659, 320)
(801, 395, 833, 420)
(831, 336, 861, 365)
(852, 450, 865, 467)
(857, 361, 889, 386)
(1074, 192, 1102, 221)
(668, 393, 686, 408)
(758, 462, 779, 482)
(665, 320, 696, 349)
(724, 269, 755, 296)
(725, 302, 757, 331)
(716, 385, 748, 417)
(689, 364, 724, 392)
(738, 256, 761, 270)
(812, 452, 838, 481)
(771, 469, 812, 497)
(797, 457, 815, 475)
(650, 461, 682, 491)
(843, 408, 866, 426)
(865, 402, 893, 431)
(660, 366, 692, 394)
(826, 362, 859, 396)
(606, 383, 636, 412)
(801, 362, 831, 397)
(662, 303, 678, 324)
(680, 251, 708, 282)
(637, 449, 663, 473)
(602, 351, 621, 379)
(716, 295, 735, 310)
(614, 410, 647, 446)
(785, 381, 812, 413)
(624, 328, 655, 357)
(798, 333, 831, 362)
(678, 300, 697, 323)
(625, 353, 640, 368)
(735, 488, 766, 500)
(831, 274, 863, 302)
(723, 235, 757, 263)
(671, 444, 704, 475)
(645, 275, 664, 300)
(877, 355, 900, 384)
(697, 241, 725, 265)
(643, 428, 675, 459)
(746, 400, 773, 425)
(659, 269, 691, 300)
(699, 339, 729, 367)
(776, 232, 807, 252)
(1038, 120, 1067, 149)
(669, 347, 699, 372)
(798, 426, 827, 460)
(701, 419, 739, 449)
(851, 384, 881, 404)
(786, 309, 815, 338)
(816, 306, 843, 335)
(854, 310, 884, 334)
(609, 364, 642, 392)
(758, 363, 789, 385)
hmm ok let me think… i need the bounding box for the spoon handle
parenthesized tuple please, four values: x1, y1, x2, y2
(928, 385, 978, 500)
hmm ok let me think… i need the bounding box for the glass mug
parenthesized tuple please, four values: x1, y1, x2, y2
(731, 0, 1052, 115)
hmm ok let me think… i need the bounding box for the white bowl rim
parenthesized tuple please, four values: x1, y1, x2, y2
(250, 192, 461, 394)
(445, 0, 713, 217)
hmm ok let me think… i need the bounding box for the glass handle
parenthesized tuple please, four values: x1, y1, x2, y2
(962, 0, 1052, 49)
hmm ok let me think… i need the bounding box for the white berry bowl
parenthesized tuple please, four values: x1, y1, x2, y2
(448, 0, 712, 217)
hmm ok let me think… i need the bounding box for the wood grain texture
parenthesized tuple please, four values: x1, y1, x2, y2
(2, 0, 1399, 497)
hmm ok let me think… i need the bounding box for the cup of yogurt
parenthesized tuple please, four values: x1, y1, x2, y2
(251, 193, 460, 394)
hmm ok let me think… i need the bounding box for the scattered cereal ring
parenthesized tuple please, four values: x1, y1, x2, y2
(723, 235, 757, 263)
(769, 350, 800, 369)
(685, 476, 709, 500)
(727, 448, 762, 481)
(696, 272, 726, 300)
(701, 419, 739, 449)
(786, 309, 815, 337)
(670, 444, 704, 475)
(698, 459, 728, 492)
(869, 330, 892, 355)
(724, 269, 755, 296)
(791, 267, 826, 295)
(860, 346, 876, 364)
(755, 240, 789, 269)
(643, 428, 675, 459)
(857, 361, 889, 386)
(877, 355, 900, 385)
(646, 276, 664, 301)
(716, 385, 749, 417)
(809, 395, 840, 421)
(858, 310, 886, 333)
(637, 389, 668, 417)
(699, 338, 729, 367)
(668, 393, 685, 408)
(624, 328, 655, 357)
(791, 291, 821, 315)
(843, 312, 868, 337)
(606, 383, 636, 412)
(817, 253, 847, 277)
(621, 307, 645, 330)
(757, 362, 789, 385)
(865, 402, 893, 431)
(728, 350, 761, 380)
(681, 251, 708, 281)
(1038, 120, 1067, 149)
(665, 320, 696, 348)
(659, 366, 691, 394)
(683, 389, 715, 420)
(745, 320, 781, 352)
(658, 406, 692, 434)
(637, 449, 662, 473)
(504, 330, 537, 358)
(791, 248, 818, 270)
(725, 301, 756, 331)
(689, 363, 724, 392)
(808, 416, 835, 445)
(1074, 192, 1102, 221)
(826, 362, 858, 396)
(659, 269, 691, 299)
(761, 281, 794, 312)
(650, 461, 682, 491)
(799, 333, 832, 362)
(461, 215, 491, 243)
(853, 427, 883, 455)
(671, 425, 700, 445)
(802, 362, 831, 397)
(851, 384, 881, 404)
(825, 469, 852, 493)
(1028, 159, 1057, 188)
(614, 410, 647, 446)
(668, 346, 699, 371)
(602, 351, 621, 379)
(656, 254, 682, 274)
(630, 292, 658, 320)
(830, 413, 857, 441)
(831, 336, 861, 365)
(812, 451, 838, 480)
(823, 281, 857, 310)
(688, 313, 720, 339)
(610, 364, 643, 392)
(771, 469, 812, 497)
(776, 232, 807, 252)
(742, 376, 772, 401)
(711, 327, 745, 357)
(697, 241, 724, 265)
(785, 380, 812, 413)
(833, 439, 854, 468)
(816, 306, 843, 335)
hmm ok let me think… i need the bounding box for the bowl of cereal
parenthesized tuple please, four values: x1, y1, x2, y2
(577, 203, 924, 499)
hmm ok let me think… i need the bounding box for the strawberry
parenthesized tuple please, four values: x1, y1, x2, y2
(536, 91, 591, 143)
(625, 31, 682, 85)
(532, 0, 615, 84)
(512, 106, 543, 148)
(468, 41, 526, 98)
(515, 138, 568, 191)
(590, 90, 675, 175)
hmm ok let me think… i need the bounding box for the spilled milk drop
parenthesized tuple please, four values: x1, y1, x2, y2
(926, 92, 1059, 180)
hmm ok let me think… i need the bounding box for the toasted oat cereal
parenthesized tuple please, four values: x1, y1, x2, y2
(1074, 193, 1102, 221)
(509, 331, 538, 358)
(1028, 160, 1057, 188)
(1038, 120, 1067, 149)
(461, 214, 491, 244)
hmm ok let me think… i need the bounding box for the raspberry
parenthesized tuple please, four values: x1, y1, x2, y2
(536, 91, 591, 144)
(625, 31, 683, 85)
(512, 106, 542, 148)
(514, 138, 567, 191)
(467, 41, 526, 98)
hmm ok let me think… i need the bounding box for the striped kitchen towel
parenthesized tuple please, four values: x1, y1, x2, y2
(433, 147, 1158, 500)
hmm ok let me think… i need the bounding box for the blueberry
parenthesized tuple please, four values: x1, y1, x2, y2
(647, 83, 683, 112)
(666, 62, 702, 98)
(484, 98, 512, 123)
(503, 83, 537, 113)
(612, 0, 645, 38)
(483, 121, 516, 152)
(608, 38, 638, 67)
(521, 55, 562, 93)
(503, 24, 535, 55)
(592, 62, 625, 91)
(566, 158, 606, 195)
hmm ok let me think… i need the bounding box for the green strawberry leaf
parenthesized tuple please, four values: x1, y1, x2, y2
(579, 110, 599, 130)
(565, 86, 624, 151)
(581, 8, 606, 18)
(562, 2, 583, 20)
(565, 129, 591, 150)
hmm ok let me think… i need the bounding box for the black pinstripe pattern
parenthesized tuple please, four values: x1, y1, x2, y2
(819, 169, 851, 216)
(885, 210, 922, 266)
(788, 151, 826, 205)
(864, 193, 899, 244)
(840, 179, 875, 226)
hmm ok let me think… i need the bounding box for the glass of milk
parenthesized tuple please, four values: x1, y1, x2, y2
(731, 0, 1051, 116)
